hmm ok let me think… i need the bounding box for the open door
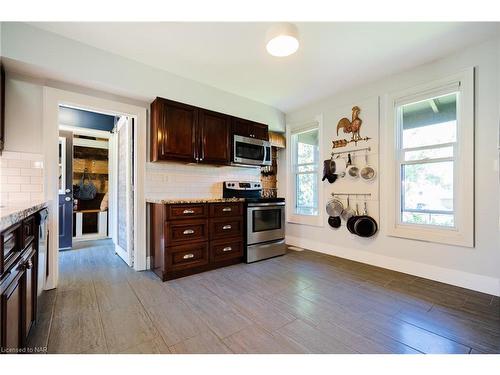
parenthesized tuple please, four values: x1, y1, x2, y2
(112, 116, 134, 266)
(58, 131, 73, 250)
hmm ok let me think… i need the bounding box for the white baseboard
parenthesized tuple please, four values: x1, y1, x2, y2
(286, 235, 500, 297)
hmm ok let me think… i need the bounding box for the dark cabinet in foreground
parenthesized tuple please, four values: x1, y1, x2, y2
(150, 202, 244, 281)
(0, 214, 40, 353)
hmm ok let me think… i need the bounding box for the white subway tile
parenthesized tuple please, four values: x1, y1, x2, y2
(7, 176, 31, 184)
(8, 192, 31, 202)
(21, 184, 43, 192)
(20, 168, 43, 177)
(7, 159, 31, 169)
(0, 168, 21, 176)
(0, 151, 21, 160)
(30, 192, 44, 201)
(20, 152, 44, 161)
(1, 184, 21, 192)
(30, 176, 43, 184)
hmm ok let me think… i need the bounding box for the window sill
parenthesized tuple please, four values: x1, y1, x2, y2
(287, 213, 324, 227)
(387, 224, 474, 248)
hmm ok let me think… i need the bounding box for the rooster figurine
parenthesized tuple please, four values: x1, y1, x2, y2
(337, 106, 362, 142)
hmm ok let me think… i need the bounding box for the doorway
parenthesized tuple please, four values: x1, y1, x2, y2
(58, 106, 134, 267)
(44, 87, 147, 290)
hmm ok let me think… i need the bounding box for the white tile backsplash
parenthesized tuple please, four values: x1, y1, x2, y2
(145, 162, 260, 200)
(0, 151, 44, 204)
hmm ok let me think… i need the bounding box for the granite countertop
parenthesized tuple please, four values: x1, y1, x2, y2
(146, 197, 246, 204)
(0, 200, 49, 232)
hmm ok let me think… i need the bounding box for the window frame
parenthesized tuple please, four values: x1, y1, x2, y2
(286, 114, 324, 227)
(385, 69, 474, 247)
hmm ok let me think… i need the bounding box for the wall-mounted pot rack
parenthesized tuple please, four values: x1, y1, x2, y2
(331, 193, 371, 197)
(330, 146, 371, 158)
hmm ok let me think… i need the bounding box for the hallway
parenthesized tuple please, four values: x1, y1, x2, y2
(27, 240, 500, 354)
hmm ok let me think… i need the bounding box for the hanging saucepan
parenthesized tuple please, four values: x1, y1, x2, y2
(353, 201, 378, 237)
(326, 196, 344, 217)
(341, 195, 356, 221)
(346, 153, 359, 180)
(328, 216, 341, 228)
(346, 202, 360, 234)
(360, 153, 376, 181)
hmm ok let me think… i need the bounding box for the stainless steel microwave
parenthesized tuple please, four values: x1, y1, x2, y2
(233, 135, 272, 166)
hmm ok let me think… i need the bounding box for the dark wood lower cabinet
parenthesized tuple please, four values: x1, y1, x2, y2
(150, 202, 244, 281)
(2, 272, 22, 351)
(0, 214, 40, 354)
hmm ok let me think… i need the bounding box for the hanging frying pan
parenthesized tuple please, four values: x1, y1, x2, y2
(353, 201, 378, 237)
(346, 202, 360, 234)
(341, 196, 356, 221)
(360, 153, 376, 181)
(328, 216, 341, 228)
(326, 197, 344, 217)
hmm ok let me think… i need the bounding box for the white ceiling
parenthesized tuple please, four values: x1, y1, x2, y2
(30, 22, 499, 112)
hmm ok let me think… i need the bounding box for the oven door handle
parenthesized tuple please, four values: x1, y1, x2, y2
(247, 202, 285, 207)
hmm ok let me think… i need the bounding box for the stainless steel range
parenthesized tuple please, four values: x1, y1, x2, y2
(223, 181, 286, 263)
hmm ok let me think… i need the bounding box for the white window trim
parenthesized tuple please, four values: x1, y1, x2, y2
(384, 68, 474, 247)
(286, 114, 324, 227)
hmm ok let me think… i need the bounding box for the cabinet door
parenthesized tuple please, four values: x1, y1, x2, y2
(151, 98, 198, 162)
(24, 249, 37, 340)
(1, 271, 23, 352)
(249, 122, 269, 141)
(198, 109, 231, 165)
(232, 117, 269, 141)
(232, 117, 251, 138)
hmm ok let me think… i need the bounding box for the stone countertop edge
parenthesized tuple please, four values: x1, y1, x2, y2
(145, 197, 246, 204)
(0, 201, 49, 232)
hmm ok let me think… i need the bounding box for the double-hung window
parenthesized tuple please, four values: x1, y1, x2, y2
(287, 116, 323, 226)
(387, 69, 474, 247)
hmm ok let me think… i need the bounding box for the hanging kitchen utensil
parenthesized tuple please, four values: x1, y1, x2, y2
(326, 196, 344, 217)
(322, 159, 337, 183)
(346, 153, 359, 179)
(346, 202, 360, 234)
(328, 216, 341, 228)
(360, 152, 376, 181)
(341, 195, 356, 221)
(353, 200, 378, 237)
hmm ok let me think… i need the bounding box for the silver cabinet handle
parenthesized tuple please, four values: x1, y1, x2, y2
(222, 225, 232, 230)
(183, 229, 195, 235)
(222, 247, 232, 252)
(183, 253, 194, 259)
(222, 207, 232, 212)
(183, 209, 194, 214)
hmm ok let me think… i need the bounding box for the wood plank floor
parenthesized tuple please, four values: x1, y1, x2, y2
(28, 239, 500, 354)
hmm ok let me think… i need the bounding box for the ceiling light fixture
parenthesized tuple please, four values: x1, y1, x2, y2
(266, 23, 299, 57)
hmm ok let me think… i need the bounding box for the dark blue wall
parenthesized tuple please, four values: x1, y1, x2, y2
(59, 106, 116, 132)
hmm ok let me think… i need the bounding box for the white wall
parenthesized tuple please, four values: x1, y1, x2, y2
(1, 22, 285, 132)
(283, 37, 500, 296)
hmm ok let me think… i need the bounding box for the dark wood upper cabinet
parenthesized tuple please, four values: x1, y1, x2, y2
(198, 109, 231, 165)
(150, 97, 269, 164)
(151, 98, 198, 162)
(231, 117, 269, 141)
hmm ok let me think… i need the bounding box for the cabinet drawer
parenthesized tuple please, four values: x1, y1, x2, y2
(167, 242, 209, 272)
(22, 216, 36, 248)
(210, 239, 243, 263)
(209, 217, 243, 240)
(166, 204, 208, 220)
(1, 223, 22, 276)
(209, 202, 243, 218)
(166, 219, 208, 245)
